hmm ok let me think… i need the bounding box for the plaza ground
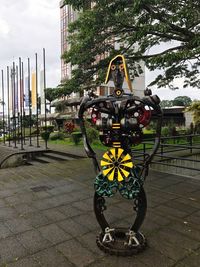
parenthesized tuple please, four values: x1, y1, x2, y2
(0, 145, 199, 266)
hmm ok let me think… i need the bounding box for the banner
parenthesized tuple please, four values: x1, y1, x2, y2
(40, 69, 45, 115)
(31, 72, 36, 114)
(24, 77, 29, 110)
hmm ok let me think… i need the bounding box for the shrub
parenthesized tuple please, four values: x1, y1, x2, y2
(50, 132, 65, 140)
(41, 126, 54, 133)
(70, 132, 82, 145)
(41, 132, 50, 141)
(86, 127, 99, 143)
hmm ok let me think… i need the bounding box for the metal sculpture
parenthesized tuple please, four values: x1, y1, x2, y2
(78, 55, 162, 256)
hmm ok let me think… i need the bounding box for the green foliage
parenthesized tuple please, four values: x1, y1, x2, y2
(41, 132, 50, 141)
(41, 126, 54, 133)
(186, 101, 200, 126)
(70, 132, 82, 145)
(54, 102, 66, 113)
(173, 96, 192, 107)
(50, 132, 65, 140)
(63, 0, 200, 91)
(86, 126, 99, 143)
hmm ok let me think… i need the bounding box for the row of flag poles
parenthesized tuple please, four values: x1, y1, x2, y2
(0, 49, 47, 150)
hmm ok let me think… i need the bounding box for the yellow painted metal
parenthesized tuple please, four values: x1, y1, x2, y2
(105, 54, 133, 92)
(101, 148, 134, 182)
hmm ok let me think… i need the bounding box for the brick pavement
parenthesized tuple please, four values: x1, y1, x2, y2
(0, 154, 199, 266)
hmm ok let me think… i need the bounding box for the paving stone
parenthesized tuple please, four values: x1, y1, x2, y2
(7, 257, 40, 267)
(72, 199, 93, 212)
(0, 207, 18, 220)
(175, 248, 200, 267)
(38, 223, 72, 244)
(139, 247, 175, 267)
(33, 247, 73, 267)
(0, 222, 13, 239)
(58, 218, 89, 237)
(73, 212, 99, 231)
(58, 204, 84, 218)
(56, 239, 96, 267)
(0, 237, 28, 265)
(152, 228, 200, 251)
(41, 208, 66, 222)
(169, 221, 200, 241)
(5, 217, 33, 234)
(16, 229, 51, 253)
(153, 205, 191, 219)
(24, 212, 49, 228)
(149, 235, 190, 261)
(13, 203, 38, 216)
(88, 256, 148, 267)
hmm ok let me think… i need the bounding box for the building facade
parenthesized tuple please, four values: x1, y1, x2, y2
(60, 2, 145, 97)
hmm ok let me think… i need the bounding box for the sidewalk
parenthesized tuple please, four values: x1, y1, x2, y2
(0, 146, 199, 266)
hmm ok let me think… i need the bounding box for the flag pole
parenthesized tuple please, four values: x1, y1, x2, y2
(35, 53, 40, 147)
(43, 48, 47, 149)
(19, 58, 24, 150)
(1, 70, 6, 145)
(7, 67, 11, 147)
(22, 61, 26, 145)
(12, 62, 17, 148)
(28, 58, 32, 146)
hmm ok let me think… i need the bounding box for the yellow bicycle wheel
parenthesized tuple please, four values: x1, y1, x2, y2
(101, 148, 133, 182)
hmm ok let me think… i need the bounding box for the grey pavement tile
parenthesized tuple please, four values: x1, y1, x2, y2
(58, 218, 90, 237)
(152, 228, 200, 251)
(16, 229, 51, 254)
(5, 192, 37, 205)
(13, 203, 38, 216)
(33, 247, 74, 267)
(165, 199, 199, 213)
(0, 222, 13, 239)
(56, 239, 96, 267)
(153, 204, 192, 219)
(41, 208, 66, 222)
(58, 204, 84, 218)
(162, 182, 200, 195)
(72, 199, 93, 212)
(7, 257, 40, 267)
(169, 221, 200, 242)
(78, 231, 105, 257)
(88, 256, 148, 267)
(0, 236, 28, 265)
(24, 212, 50, 228)
(72, 212, 99, 232)
(5, 217, 33, 234)
(139, 247, 175, 267)
(149, 235, 190, 261)
(38, 223, 72, 245)
(0, 207, 18, 221)
(0, 199, 8, 208)
(174, 249, 200, 267)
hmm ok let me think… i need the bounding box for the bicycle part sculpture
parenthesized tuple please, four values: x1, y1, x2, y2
(78, 55, 162, 256)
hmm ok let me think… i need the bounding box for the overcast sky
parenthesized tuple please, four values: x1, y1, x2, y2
(0, 0, 199, 101)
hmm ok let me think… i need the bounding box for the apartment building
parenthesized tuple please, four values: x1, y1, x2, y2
(60, 1, 145, 97)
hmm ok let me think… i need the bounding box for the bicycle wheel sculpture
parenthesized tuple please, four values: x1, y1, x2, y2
(78, 55, 162, 256)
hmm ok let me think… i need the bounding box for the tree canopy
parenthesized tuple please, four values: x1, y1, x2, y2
(160, 96, 192, 107)
(63, 0, 200, 92)
(187, 101, 200, 126)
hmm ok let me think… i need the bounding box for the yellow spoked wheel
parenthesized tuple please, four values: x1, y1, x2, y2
(100, 148, 133, 182)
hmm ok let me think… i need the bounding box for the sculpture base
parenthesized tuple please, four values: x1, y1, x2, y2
(96, 228, 147, 256)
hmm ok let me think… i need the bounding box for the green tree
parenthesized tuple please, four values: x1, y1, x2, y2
(186, 101, 200, 126)
(63, 0, 200, 92)
(160, 100, 173, 108)
(45, 88, 60, 113)
(173, 96, 192, 107)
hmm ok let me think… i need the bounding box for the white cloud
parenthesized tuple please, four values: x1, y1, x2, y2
(0, 0, 61, 87)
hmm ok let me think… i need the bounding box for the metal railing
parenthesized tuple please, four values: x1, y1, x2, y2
(132, 134, 200, 173)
